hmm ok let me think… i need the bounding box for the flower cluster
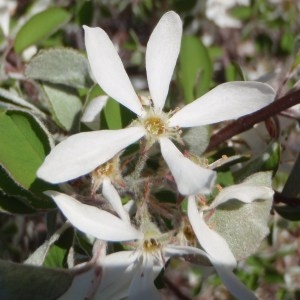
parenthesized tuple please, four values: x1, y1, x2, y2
(38, 11, 275, 299)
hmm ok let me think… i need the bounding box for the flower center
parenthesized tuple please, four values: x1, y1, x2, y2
(144, 117, 166, 136)
(143, 238, 161, 253)
(92, 161, 114, 178)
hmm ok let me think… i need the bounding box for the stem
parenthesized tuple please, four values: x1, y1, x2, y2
(206, 89, 300, 152)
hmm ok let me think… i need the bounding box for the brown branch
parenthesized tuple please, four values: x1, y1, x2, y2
(206, 89, 300, 152)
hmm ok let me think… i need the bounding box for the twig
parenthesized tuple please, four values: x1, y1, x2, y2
(206, 89, 300, 152)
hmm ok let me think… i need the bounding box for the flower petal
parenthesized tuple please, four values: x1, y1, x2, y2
(102, 178, 130, 223)
(159, 137, 216, 195)
(208, 183, 274, 210)
(128, 254, 161, 300)
(81, 95, 108, 130)
(146, 11, 182, 112)
(59, 265, 102, 300)
(45, 191, 143, 241)
(168, 81, 275, 127)
(214, 265, 258, 300)
(0, 5, 10, 36)
(188, 196, 236, 269)
(96, 251, 139, 299)
(37, 127, 145, 183)
(83, 25, 144, 116)
(164, 245, 209, 261)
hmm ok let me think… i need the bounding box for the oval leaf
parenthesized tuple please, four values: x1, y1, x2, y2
(43, 84, 82, 131)
(0, 109, 51, 189)
(25, 48, 92, 88)
(207, 172, 273, 261)
(179, 35, 213, 103)
(14, 7, 71, 53)
(0, 260, 73, 300)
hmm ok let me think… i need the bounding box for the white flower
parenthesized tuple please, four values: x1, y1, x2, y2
(46, 190, 208, 299)
(206, 0, 250, 28)
(37, 11, 275, 196)
(187, 182, 273, 299)
(50, 189, 259, 300)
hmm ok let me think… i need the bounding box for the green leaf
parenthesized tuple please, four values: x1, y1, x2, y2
(104, 98, 122, 129)
(0, 165, 54, 212)
(14, 7, 71, 53)
(25, 48, 92, 88)
(25, 223, 71, 266)
(0, 190, 36, 214)
(179, 35, 213, 103)
(43, 84, 82, 131)
(44, 226, 74, 268)
(182, 126, 210, 156)
(274, 205, 300, 221)
(225, 62, 245, 82)
(0, 109, 51, 190)
(44, 245, 68, 268)
(0, 260, 74, 300)
(207, 172, 273, 261)
(233, 141, 280, 182)
(282, 153, 300, 198)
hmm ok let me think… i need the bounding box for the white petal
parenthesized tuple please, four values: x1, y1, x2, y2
(37, 127, 145, 183)
(188, 196, 236, 269)
(45, 191, 143, 241)
(97, 251, 138, 294)
(164, 245, 209, 260)
(81, 95, 108, 130)
(214, 265, 258, 300)
(168, 81, 275, 127)
(128, 254, 161, 300)
(208, 183, 274, 210)
(59, 265, 102, 300)
(146, 11, 182, 112)
(159, 137, 216, 195)
(102, 178, 130, 223)
(83, 26, 144, 116)
(0, 6, 10, 36)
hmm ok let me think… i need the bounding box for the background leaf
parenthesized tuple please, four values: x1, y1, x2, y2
(104, 98, 122, 130)
(14, 8, 71, 53)
(25, 48, 92, 88)
(207, 172, 273, 260)
(179, 35, 213, 103)
(43, 84, 82, 131)
(0, 260, 73, 300)
(0, 109, 52, 191)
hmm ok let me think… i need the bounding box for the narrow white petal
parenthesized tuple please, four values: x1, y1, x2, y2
(37, 127, 146, 183)
(159, 137, 216, 195)
(164, 245, 209, 260)
(146, 11, 182, 111)
(102, 178, 130, 223)
(83, 26, 144, 116)
(188, 196, 236, 269)
(128, 254, 161, 300)
(81, 95, 108, 130)
(214, 265, 258, 300)
(0, 7, 10, 36)
(168, 81, 275, 127)
(208, 183, 274, 210)
(45, 191, 143, 241)
(95, 251, 139, 300)
(59, 265, 101, 300)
